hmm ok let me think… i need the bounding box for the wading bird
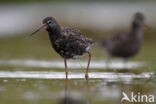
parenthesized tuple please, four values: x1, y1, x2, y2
(30, 17, 94, 78)
(99, 12, 151, 63)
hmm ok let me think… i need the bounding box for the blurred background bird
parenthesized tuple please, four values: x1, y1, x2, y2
(98, 12, 151, 63)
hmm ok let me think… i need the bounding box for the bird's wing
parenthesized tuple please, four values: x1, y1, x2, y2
(105, 32, 128, 48)
(61, 27, 94, 45)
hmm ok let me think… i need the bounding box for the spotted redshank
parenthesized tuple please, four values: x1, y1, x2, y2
(99, 12, 151, 62)
(30, 17, 94, 78)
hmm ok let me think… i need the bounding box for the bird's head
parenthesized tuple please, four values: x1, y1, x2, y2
(42, 17, 58, 30)
(30, 17, 60, 36)
(132, 12, 151, 30)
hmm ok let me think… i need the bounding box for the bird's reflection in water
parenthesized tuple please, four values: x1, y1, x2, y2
(57, 77, 92, 104)
(85, 77, 92, 104)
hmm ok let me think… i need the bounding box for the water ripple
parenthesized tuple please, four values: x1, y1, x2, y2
(0, 71, 152, 81)
(0, 59, 146, 69)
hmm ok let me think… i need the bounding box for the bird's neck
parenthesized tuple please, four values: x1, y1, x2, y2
(129, 27, 143, 42)
(47, 25, 62, 42)
(47, 24, 61, 35)
(131, 24, 142, 35)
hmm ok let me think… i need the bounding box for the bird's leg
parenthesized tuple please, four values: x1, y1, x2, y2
(85, 76, 92, 104)
(64, 59, 68, 104)
(64, 59, 68, 78)
(123, 58, 128, 69)
(105, 55, 111, 69)
(85, 52, 92, 78)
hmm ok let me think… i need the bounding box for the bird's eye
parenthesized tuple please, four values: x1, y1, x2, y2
(47, 20, 51, 24)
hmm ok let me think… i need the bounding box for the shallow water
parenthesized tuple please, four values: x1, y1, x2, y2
(0, 59, 155, 104)
(0, 59, 146, 69)
(0, 72, 155, 104)
(0, 71, 152, 80)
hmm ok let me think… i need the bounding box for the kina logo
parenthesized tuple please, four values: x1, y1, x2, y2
(121, 92, 155, 103)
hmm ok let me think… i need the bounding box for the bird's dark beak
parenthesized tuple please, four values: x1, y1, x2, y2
(143, 23, 153, 31)
(30, 24, 47, 36)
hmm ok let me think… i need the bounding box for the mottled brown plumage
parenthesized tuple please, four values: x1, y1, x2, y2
(31, 17, 94, 78)
(99, 12, 150, 60)
(53, 27, 94, 59)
